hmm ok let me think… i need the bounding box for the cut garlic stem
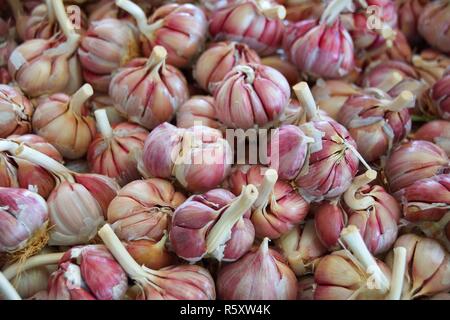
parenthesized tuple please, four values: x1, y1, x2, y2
(294, 82, 319, 121)
(381, 91, 414, 112)
(254, 168, 278, 208)
(235, 65, 256, 84)
(0, 272, 21, 300)
(2, 253, 64, 280)
(206, 185, 259, 255)
(69, 84, 94, 115)
(387, 247, 407, 300)
(0, 140, 71, 179)
(98, 224, 148, 279)
(94, 109, 113, 139)
(320, 0, 353, 25)
(53, 0, 76, 38)
(146, 45, 167, 69)
(116, 0, 162, 38)
(344, 170, 377, 210)
(340, 225, 390, 293)
(257, 2, 286, 20)
(376, 72, 403, 92)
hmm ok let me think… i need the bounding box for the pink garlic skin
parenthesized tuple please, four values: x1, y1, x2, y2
(346, 0, 398, 52)
(214, 63, 290, 129)
(395, 0, 429, 46)
(363, 29, 412, 64)
(48, 173, 119, 246)
(345, 185, 402, 255)
(142, 123, 232, 192)
(142, 4, 208, 68)
(209, 1, 285, 56)
(394, 174, 450, 222)
(0, 18, 16, 74)
(137, 264, 216, 300)
(314, 201, 346, 250)
(0, 84, 33, 139)
(87, 122, 149, 186)
(414, 120, 450, 156)
(276, 220, 328, 276)
(8, 134, 63, 199)
(0, 187, 48, 253)
(314, 250, 391, 300)
(386, 234, 450, 299)
(360, 60, 418, 88)
(0, 150, 18, 188)
(20, 2, 58, 41)
(78, 18, 140, 92)
(170, 188, 255, 262)
(32, 92, 96, 160)
(107, 178, 186, 242)
(176, 96, 222, 130)
(227, 165, 309, 239)
(295, 120, 359, 201)
(418, 0, 450, 54)
(338, 93, 412, 162)
(193, 41, 261, 93)
(216, 240, 298, 300)
(429, 74, 450, 120)
(59, 245, 128, 300)
(311, 79, 361, 121)
(109, 57, 189, 130)
(283, 19, 355, 79)
(47, 262, 96, 300)
(413, 49, 450, 87)
(8, 37, 82, 98)
(267, 125, 310, 181)
(385, 140, 449, 193)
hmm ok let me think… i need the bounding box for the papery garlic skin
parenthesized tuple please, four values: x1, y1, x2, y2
(32, 87, 96, 160)
(176, 96, 222, 130)
(295, 120, 359, 202)
(8, 134, 63, 199)
(109, 47, 189, 130)
(386, 234, 450, 299)
(346, 185, 402, 255)
(47, 262, 96, 300)
(227, 165, 309, 239)
(418, 0, 450, 54)
(394, 174, 450, 222)
(311, 79, 361, 121)
(87, 120, 149, 186)
(413, 120, 450, 156)
(125, 238, 177, 270)
(78, 18, 140, 92)
(193, 41, 260, 93)
(142, 123, 233, 192)
(276, 220, 328, 276)
(427, 74, 450, 120)
(170, 188, 255, 262)
(0, 187, 48, 253)
(8, 37, 82, 98)
(58, 245, 128, 300)
(360, 60, 418, 89)
(48, 174, 119, 246)
(141, 3, 208, 68)
(314, 201, 347, 251)
(267, 125, 310, 181)
(107, 178, 186, 242)
(209, 1, 285, 56)
(395, 0, 429, 47)
(314, 250, 391, 300)
(216, 238, 298, 300)
(0, 84, 33, 139)
(338, 91, 412, 162)
(385, 140, 449, 193)
(136, 264, 216, 300)
(283, 19, 355, 79)
(412, 49, 450, 87)
(213, 63, 290, 129)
